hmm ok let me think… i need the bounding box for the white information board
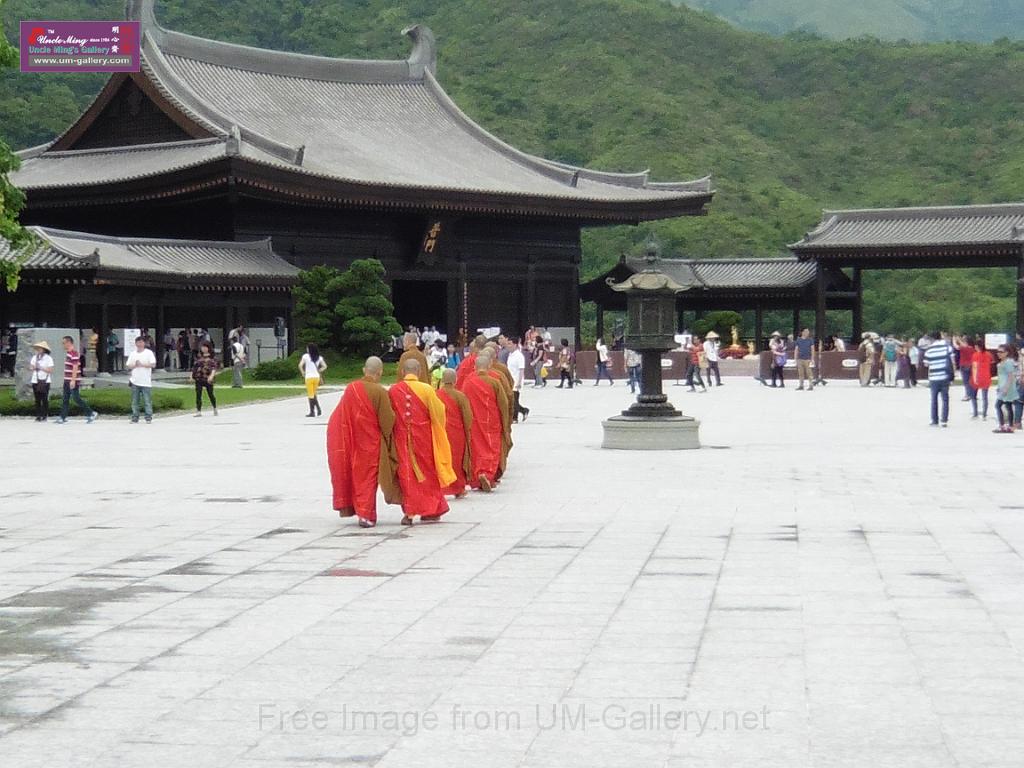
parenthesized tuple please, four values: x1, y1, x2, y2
(122, 329, 141, 357)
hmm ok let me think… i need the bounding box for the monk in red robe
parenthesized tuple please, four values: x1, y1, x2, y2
(461, 354, 511, 491)
(389, 358, 457, 524)
(327, 356, 401, 528)
(437, 368, 473, 498)
(456, 335, 487, 389)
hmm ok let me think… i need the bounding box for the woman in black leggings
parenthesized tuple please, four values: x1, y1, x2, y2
(190, 341, 219, 417)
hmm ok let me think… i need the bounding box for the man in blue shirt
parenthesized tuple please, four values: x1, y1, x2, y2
(923, 332, 957, 427)
(794, 328, 815, 391)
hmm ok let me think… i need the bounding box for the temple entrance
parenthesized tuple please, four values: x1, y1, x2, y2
(392, 280, 449, 333)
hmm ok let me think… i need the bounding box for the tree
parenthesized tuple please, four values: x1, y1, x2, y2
(292, 260, 402, 354)
(293, 265, 342, 348)
(693, 311, 743, 343)
(333, 259, 402, 356)
(0, 18, 29, 292)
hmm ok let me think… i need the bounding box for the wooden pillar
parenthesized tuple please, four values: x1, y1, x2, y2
(526, 259, 537, 330)
(156, 302, 166, 368)
(223, 303, 233, 367)
(99, 302, 109, 374)
(285, 306, 296, 356)
(754, 306, 764, 352)
(851, 267, 863, 341)
(68, 289, 78, 328)
(596, 304, 605, 344)
(815, 263, 827, 345)
(130, 298, 138, 328)
(792, 307, 800, 337)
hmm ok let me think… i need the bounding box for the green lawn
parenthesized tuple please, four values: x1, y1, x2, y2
(247, 352, 398, 385)
(0, 385, 310, 417)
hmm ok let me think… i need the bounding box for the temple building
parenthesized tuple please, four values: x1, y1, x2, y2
(5, 0, 713, 354)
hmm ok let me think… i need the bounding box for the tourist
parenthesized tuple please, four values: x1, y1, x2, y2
(794, 328, 815, 391)
(881, 335, 899, 387)
(446, 343, 461, 370)
(769, 331, 787, 388)
(923, 331, 956, 427)
(857, 332, 875, 387)
(993, 344, 1020, 433)
(462, 354, 511, 491)
(594, 338, 614, 385)
(438, 368, 473, 498)
(833, 335, 846, 352)
(703, 331, 722, 386)
(897, 342, 912, 389)
(389, 358, 455, 525)
(56, 336, 97, 424)
(2, 326, 16, 377)
(1015, 345, 1024, 430)
(969, 338, 992, 420)
(955, 335, 975, 402)
(506, 337, 530, 423)
(125, 335, 157, 424)
(190, 341, 219, 417)
(557, 339, 574, 389)
(299, 343, 328, 417)
(27, 340, 54, 422)
(162, 329, 175, 369)
(907, 338, 920, 387)
(176, 330, 189, 371)
(530, 339, 547, 387)
(397, 336, 431, 384)
(428, 339, 448, 371)
(625, 347, 642, 394)
(230, 335, 247, 388)
(327, 356, 400, 528)
(685, 337, 707, 392)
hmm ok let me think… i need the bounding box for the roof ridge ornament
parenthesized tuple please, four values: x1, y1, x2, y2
(125, 0, 158, 29)
(402, 25, 437, 78)
(226, 125, 241, 157)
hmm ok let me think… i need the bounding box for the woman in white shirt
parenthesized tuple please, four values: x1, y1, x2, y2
(298, 344, 328, 417)
(28, 340, 55, 422)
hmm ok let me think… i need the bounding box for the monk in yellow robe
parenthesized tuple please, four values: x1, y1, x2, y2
(326, 356, 401, 528)
(389, 358, 456, 524)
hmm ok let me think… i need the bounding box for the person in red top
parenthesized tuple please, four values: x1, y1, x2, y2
(57, 335, 97, 424)
(969, 338, 993, 420)
(456, 335, 486, 389)
(685, 337, 707, 393)
(389, 358, 456, 525)
(957, 335, 975, 402)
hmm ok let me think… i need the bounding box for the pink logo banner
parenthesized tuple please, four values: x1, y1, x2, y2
(20, 21, 141, 73)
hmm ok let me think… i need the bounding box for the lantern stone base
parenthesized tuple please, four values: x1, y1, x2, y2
(601, 414, 701, 450)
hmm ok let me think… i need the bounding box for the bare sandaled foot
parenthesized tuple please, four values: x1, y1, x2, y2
(478, 475, 492, 493)
(337, 507, 355, 518)
(455, 491, 468, 499)
(400, 516, 414, 526)
(358, 518, 376, 528)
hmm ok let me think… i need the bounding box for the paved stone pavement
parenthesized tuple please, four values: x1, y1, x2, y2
(2, 380, 1023, 768)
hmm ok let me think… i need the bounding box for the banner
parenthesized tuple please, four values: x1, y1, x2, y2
(21, 21, 140, 73)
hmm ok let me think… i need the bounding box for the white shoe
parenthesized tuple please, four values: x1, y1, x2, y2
(194, 412, 202, 418)
(213, 408, 219, 416)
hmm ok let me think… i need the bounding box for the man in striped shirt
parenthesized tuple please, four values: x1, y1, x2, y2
(922, 332, 956, 428)
(57, 336, 97, 424)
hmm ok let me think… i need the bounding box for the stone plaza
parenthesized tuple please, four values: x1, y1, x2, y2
(1, 379, 1023, 767)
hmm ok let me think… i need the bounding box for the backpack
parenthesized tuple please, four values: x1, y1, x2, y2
(884, 340, 897, 361)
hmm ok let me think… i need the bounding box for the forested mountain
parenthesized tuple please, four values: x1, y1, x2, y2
(3, 0, 1023, 333)
(677, 0, 1024, 42)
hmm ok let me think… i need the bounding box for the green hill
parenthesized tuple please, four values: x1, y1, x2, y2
(3, 0, 1023, 334)
(676, 0, 1024, 42)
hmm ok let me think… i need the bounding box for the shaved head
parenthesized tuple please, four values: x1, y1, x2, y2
(441, 368, 457, 385)
(363, 356, 383, 380)
(475, 354, 491, 371)
(402, 357, 423, 376)
(472, 334, 487, 351)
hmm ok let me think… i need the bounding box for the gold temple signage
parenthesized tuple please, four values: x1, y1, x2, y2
(417, 219, 447, 265)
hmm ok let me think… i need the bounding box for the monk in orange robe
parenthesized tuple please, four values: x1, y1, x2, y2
(437, 368, 473, 498)
(461, 354, 511, 491)
(456, 335, 487, 389)
(327, 356, 401, 528)
(389, 358, 457, 524)
(485, 344, 516, 427)
(395, 341, 430, 384)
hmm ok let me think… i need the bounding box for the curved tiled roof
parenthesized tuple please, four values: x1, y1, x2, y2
(13, 0, 712, 219)
(3, 227, 299, 281)
(790, 203, 1024, 251)
(625, 257, 817, 291)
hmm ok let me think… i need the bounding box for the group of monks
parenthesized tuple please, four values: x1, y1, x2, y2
(326, 336, 515, 528)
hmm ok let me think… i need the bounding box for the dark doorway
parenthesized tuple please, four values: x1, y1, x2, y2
(391, 280, 449, 332)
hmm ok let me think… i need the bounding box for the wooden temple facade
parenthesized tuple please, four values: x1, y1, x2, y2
(6, 0, 713, 349)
